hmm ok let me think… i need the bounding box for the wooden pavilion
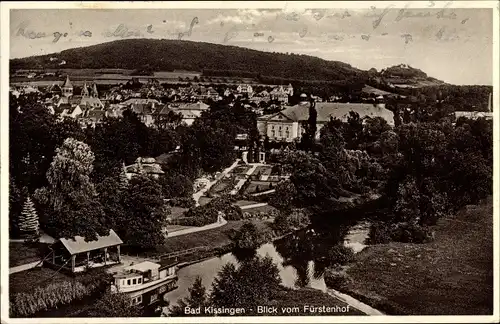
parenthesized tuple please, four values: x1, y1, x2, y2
(46, 229, 123, 273)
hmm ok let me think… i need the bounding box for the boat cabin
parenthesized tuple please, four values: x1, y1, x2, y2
(111, 259, 179, 307)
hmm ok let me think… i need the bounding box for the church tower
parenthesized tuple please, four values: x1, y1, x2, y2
(92, 83, 99, 98)
(81, 81, 90, 97)
(62, 75, 73, 97)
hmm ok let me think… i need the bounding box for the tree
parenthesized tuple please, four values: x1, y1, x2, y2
(122, 175, 168, 249)
(9, 98, 56, 193)
(169, 276, 208, 316)
(154, 110, 183, 130)
(300, 99, 317, 151)
(96, 176, 127, 231)
(9, 178, 23, 237)
(158, 171, 193, 199)
(230, 222, 269, 250)
(209, 263, 240, 308)
(268, 180, 297, 211)
(18, 196, 40, 240)
(327, 244, 355, 267)
(343, 111, 364, 149)
(272, 208, 310, 234)
(362, 116, 391, 146)
(34, 138, 108, 240)
(210, 256, 281, 308)
(86, 292, 142, 317)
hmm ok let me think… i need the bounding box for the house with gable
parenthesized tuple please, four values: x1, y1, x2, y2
(237, 84, 254, 97)
(168, 101, 209, 126)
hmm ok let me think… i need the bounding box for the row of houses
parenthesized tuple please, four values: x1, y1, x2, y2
(34, 76, 214, 128)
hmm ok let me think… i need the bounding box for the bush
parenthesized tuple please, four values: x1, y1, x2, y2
(365, 222, 392, 244)
(390, 222, 434, 244)
(168, 197, 196, 208)
(181, 207, 218, 226)
(207, 196, 243, 221)
(85, 292, 142, 317)
(77, 268, 113, 291)
(229, 222, 273, 251)
(272, 209, 309, 234)
(366, 221, 435, 244)
(183, 196, 242, 226)
(327, 245, 355, 267)
(324, 269, 352, 290)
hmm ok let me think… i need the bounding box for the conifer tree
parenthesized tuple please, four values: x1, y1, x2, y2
(119, 163, 129, 190)
(18, 196, 39, 239)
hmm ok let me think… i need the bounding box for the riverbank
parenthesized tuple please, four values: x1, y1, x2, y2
(330, 197, 493, 315)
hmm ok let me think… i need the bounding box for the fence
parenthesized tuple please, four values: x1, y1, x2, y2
(158, 246, 211, 260)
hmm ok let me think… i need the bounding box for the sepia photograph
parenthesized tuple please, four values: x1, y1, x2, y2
(1, 1, 498, 322)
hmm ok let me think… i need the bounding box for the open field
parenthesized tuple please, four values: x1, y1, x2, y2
(340, 197, 493, 315)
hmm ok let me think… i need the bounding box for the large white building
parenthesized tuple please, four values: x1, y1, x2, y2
(257, 100, 394, 142)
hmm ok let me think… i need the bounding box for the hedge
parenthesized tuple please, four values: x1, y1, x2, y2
(167, 197, 196, 208)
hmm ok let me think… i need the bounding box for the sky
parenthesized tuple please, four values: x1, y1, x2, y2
(9, 5, 494, 85)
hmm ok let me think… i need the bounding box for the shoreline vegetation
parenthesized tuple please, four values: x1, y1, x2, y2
(323, 196, 493, 315)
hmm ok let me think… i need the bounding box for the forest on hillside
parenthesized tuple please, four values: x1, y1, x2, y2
(10, 39, 366, 83)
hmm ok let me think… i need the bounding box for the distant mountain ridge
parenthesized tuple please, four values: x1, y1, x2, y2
(10, 38, 444, 86)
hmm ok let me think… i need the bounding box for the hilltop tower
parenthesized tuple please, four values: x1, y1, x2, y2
(62, 75, 73, 97)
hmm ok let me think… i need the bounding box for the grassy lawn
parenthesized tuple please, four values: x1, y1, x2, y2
(157, 220, 273, 255)
(232, 165, 252, 175)
(170, 206, 188, 219)
(10, 267, 72, 294)
(242, 204, 278, 214)
(244, 180, 274, 194)
(254, 165, 273, 177)
(165, 225, 194, 233)
(198, 196, 212, 206)
(210, 179, 232, 194)
(234, 200, 260, 207)
(9, 242, 51, 268)
(340, 197, 493, 315)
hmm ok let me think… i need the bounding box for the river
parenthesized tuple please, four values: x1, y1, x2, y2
(164, 222, 370, 307)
